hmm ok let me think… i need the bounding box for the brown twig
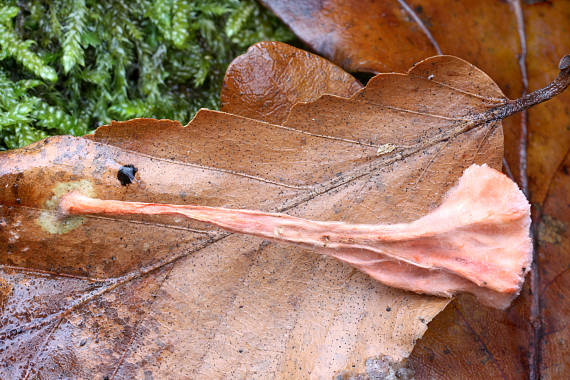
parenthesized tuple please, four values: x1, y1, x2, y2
(463, 54, 569, 133)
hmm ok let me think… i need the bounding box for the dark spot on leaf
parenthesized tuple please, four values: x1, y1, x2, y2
(117, 164, 138, 186)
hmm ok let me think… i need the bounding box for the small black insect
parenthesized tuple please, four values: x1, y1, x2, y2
(117, 164, 138, 186)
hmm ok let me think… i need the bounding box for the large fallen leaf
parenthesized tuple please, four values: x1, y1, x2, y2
(0, 55, 508, 378)
(260, 1, 570, 377)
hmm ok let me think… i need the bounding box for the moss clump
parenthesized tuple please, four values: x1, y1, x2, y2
(0, 1, 295, 150)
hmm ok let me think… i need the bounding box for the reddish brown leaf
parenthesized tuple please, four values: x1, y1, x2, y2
(0, 56, 509, 378)
(258, 0, 438, 73)
(220, 41, 363, 125)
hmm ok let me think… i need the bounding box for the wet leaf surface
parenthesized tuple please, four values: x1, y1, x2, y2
(259, 0, 569, 378)
(0, 55, 507, 378)
(220, 41, 363, 124)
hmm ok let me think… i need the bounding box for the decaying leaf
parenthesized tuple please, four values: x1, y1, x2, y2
(523, 2, 570, 204)
(221, 43, 518, 379)
(0, 54, 508, 378)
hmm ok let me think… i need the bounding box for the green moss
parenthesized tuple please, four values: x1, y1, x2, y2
(0, 0, 295, 150)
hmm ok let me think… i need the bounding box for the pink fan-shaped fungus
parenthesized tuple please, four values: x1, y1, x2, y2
(60, 164, 532, 309)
